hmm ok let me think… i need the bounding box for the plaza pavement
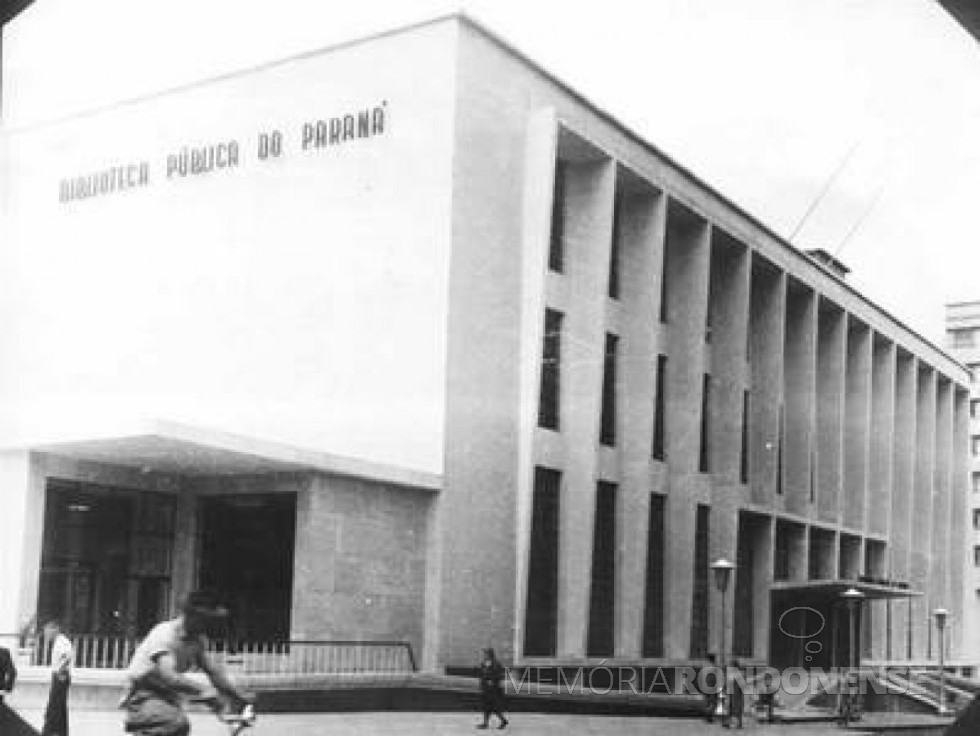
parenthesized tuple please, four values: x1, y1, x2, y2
(9, 709, 872, 736)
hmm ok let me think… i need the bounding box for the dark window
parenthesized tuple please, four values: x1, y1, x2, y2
(972, 399, 980, 419)
(973, 473, 980, 493)
(809, 448, 817, 503)
(600, 333, 618, 446)
(740, 390, 749, 484)
(973, 437, 980, 457)
(951, 328, 976, 348)
(548, 161, 567, 273)
(776, 405, 785, 495)
(587, 482, 617, 657)
(642, 494, 666, 657)
(732, 516, 754, 658)
(538, 309, 563, 430)
(689, 505, 710, 659)
(699, 374, 711, 473)
(974, 509, 980, 531)
(524, 467, 561, 656)
(608, 188, 623, 299)
(653, 355, 667, 460)
(974, 545, 980, 567)
(774, 527, 790, 581)
(659, 242, 669, 323)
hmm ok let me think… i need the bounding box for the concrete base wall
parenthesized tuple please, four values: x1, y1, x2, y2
(291, 474, 432, 663)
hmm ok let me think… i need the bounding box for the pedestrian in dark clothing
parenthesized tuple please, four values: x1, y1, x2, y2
(723, 660, 744, 729)
(40, 620, 72, 736)
(0, 645, 16, 701)
(703, 654, 718, 723)
(476, 648, 508, 730)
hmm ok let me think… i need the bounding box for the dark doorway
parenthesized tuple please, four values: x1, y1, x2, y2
(770, 589, 863, 670)
(198, 493, 296, 644)
(37, 482, 137, 635)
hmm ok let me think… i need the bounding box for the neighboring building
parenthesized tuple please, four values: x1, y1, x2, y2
(0, 14, 971, 673)
(945, 302, 980, 661)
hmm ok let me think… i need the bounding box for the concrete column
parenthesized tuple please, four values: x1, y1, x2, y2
(843, 319, 872, 531)
(752, 517, 775, 662)
(930, 381, 953, 621)
(707, 230, 750, 486)
(784, 283, 817, 516)
(787, 523, 809, 582)
(512, 107, 559, 665)
(951, 389, 970, 659)
(816, 302, 846, 525)
(890, 352, 916, 658)
(911, 365, 936, 659)
(748, 259, 787, 507)
(705, 230, 749, 666)
(868, 337, 896, 538)
(615, 183, 665, 659)
(0, 452, 45, 634)
(556, 157, 616, 659)
(662, 201, 711, 660)
(170, 486, 198, 614)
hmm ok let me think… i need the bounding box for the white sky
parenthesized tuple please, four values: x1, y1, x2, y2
(4, 0, 980, 344)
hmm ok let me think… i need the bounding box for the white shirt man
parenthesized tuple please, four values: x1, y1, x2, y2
(41, 620, 73, 736)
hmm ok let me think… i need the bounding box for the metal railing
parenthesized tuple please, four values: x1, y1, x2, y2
(206, 640, 417, 675)
(1, 633, 416, 675)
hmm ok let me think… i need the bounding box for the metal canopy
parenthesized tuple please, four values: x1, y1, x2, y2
(770, 579, 921, 600)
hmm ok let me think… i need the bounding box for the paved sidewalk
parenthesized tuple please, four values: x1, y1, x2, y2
(10, 709, 864, 735)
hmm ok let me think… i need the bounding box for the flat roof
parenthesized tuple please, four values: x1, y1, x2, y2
(5, 419, 442, 491)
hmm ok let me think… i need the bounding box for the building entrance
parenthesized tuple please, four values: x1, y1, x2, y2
(197, 493, 296, 644)
(770, 588, 859, 670)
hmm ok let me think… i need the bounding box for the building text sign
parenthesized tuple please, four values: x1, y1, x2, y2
(58, 100, 388, 204)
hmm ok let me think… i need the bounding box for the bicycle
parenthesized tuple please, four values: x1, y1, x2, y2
(216, 702, 256, 736)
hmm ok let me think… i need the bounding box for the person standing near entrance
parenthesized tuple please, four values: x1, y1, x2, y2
(41, 620, 73, 736)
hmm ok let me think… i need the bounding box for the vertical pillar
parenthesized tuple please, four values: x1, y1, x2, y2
(0, 451, 45, 634)
(169, 483, 197, 616)
(816, 301, 846, 524)
(911, 365, 936, 659)
(843, 318, 871, 531)
(662, 200, 711, 660)
(615, 183, 664, 658)
(784, 282, 817, 516)
(752, 516, 774, 662)
(512, 108, 559, 665)
(950, 388, 970, 660)
(748, 259, 787, 507)
(868, 337, 896, 537)
(706, 229, 750, 661)
(556, 157, 616, 659)
(890, 352, 915, 658)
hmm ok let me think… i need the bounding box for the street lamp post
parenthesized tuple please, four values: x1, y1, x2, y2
(840, 588, 865, 725)
(933, 608, 949, 717)
(710, 557, 735, 720)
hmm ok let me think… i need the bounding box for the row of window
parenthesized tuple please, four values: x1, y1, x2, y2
(538, 307, 750, 480)
(525, 467, 710, 659)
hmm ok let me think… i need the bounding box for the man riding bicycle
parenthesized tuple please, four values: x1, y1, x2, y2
(120, 590, 251, 736)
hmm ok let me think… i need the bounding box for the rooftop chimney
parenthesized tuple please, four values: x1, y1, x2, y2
(805, 249, 850, 279)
